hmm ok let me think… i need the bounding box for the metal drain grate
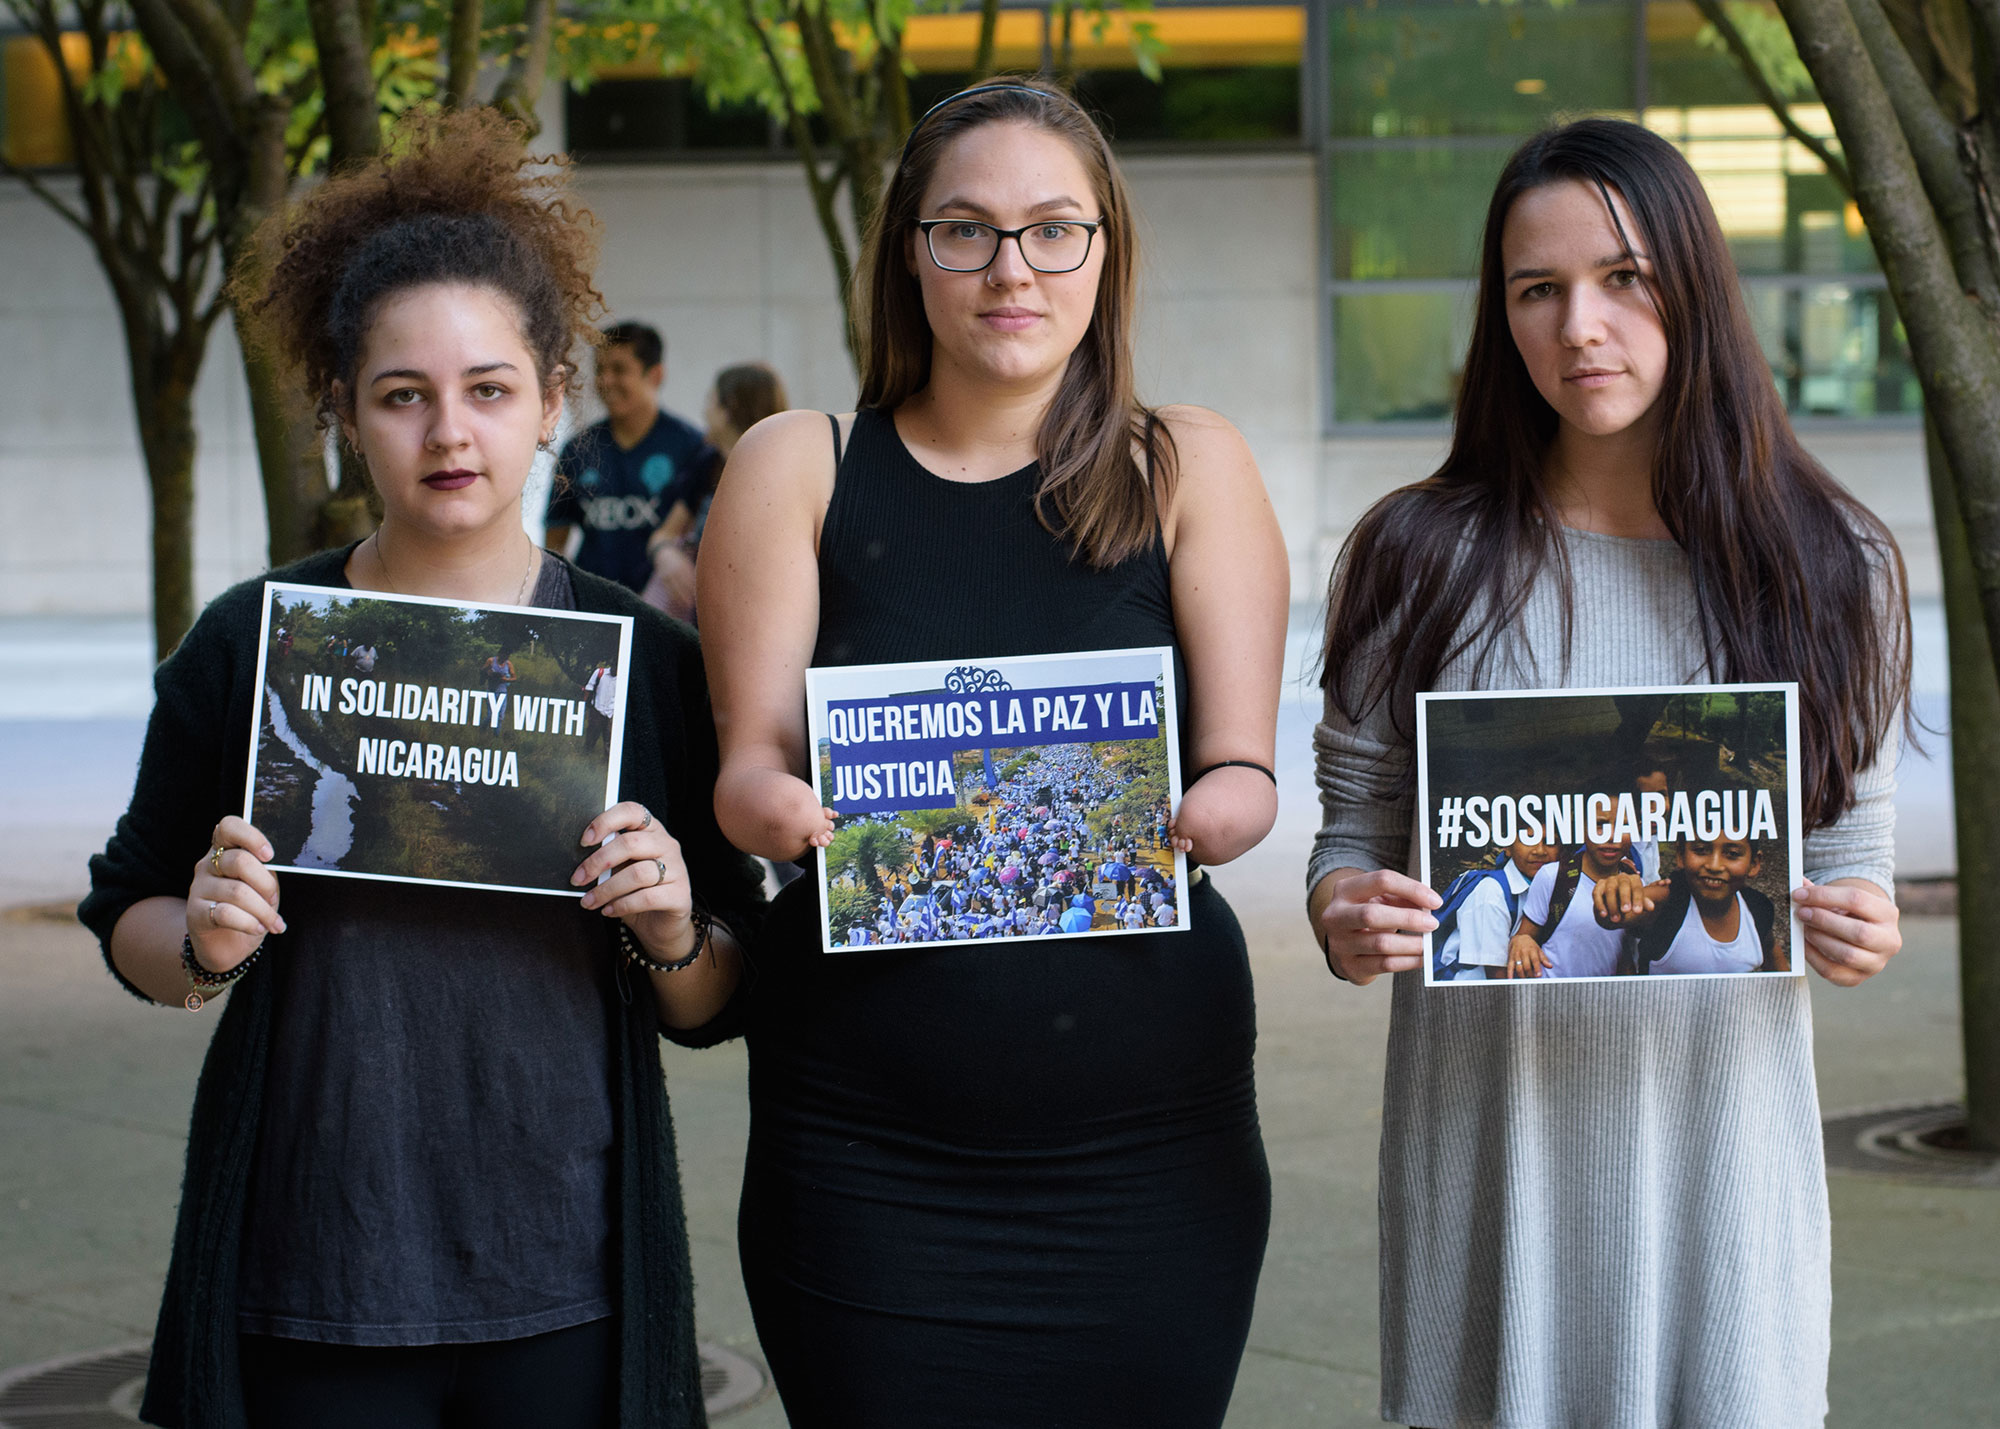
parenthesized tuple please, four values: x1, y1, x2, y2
(1823, 1100, 2000, 1187)
(0, 1339, 769, 1425)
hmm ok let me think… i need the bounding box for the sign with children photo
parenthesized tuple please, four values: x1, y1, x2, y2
(804, 647, 1189, 953)
(245, 582, 632, 896)
(1415, 683, 1804, 987)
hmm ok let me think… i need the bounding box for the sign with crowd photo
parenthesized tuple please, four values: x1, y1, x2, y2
(245, 582, 632, 896)
(1415, 683, 1803, 987)
(805, 647, 1190, 952)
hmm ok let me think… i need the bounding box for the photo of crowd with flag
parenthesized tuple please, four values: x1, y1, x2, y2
(807, 649, 1189, 951)
(1416, 684, 1802, 985)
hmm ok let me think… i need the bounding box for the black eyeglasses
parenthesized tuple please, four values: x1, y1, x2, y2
(916, 218, 1104, 275)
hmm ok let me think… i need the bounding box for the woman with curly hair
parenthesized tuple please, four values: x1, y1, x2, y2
(79, 109, 763, 1429)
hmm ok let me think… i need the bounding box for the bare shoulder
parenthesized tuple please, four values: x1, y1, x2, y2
(732, 409, 847, 482)
(1152, 403, 1253, 467)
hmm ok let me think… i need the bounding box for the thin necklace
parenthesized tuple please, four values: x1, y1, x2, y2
(369, 531, 538, 606)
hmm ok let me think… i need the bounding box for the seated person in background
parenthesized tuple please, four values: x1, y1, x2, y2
(644, 362, 789, 622)
(1430, 835, 1559, 982)
(1504, 833, 1640, 979)
(544, 320, 716, 594)
(1601, 833, 1785, 975)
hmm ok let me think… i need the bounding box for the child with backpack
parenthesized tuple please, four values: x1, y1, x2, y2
(1430, 836, 1559, 981)
(1602, 833, 1785, 975)
(1504, 833, 1641, 979)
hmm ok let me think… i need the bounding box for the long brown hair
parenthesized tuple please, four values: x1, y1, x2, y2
(1321, 118, 1909, 831)
(853, 77, 1173, 568)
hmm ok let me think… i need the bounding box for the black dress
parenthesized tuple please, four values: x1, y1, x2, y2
(738, 409, 1271, 1428)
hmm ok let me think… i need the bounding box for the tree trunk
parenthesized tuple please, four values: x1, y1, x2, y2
(1929, 419, 2000, 1152)
(132, 355, 201, 660)
(243, 337, 326, 567)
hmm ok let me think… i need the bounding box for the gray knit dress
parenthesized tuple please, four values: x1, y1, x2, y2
(1308, 526, 1897, 1429)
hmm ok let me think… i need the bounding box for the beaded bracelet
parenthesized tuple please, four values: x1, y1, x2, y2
(619, 905, 712, 975)
(180, 934, 264, 1011)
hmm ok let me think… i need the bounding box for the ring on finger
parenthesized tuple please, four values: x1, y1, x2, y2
(638, 809, 652, 832)
(205, 899, 219, 927)
(210, 846, 224, 875)
(652, 859, 667, 887)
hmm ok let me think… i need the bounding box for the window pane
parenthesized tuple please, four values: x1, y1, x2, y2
(1329, 0, 1635, 139)
(1744, 284, 1919, 417)
(1333, 290, 1474, 423)
(1643, 109, 1870, 275)
(1647, 0, 1806, 109)
(1075, 66, 1301, 143)
(566, 78, 772, 156)
(1330, 145, 1510, 279)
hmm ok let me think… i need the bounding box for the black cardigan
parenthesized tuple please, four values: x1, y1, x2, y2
(78, 547, 764, 1429)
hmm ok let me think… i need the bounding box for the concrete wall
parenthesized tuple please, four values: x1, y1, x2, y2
(0, 152, 1934, 617)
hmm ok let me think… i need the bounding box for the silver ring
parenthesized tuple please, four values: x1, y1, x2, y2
(205, 899, 219, 927)
(653, 859, 667, 886)
(638, 810, 653, 832)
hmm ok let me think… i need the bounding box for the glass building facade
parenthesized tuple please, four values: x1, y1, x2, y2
(3, 0, 1915, 430)
(1320, 0, 1914, 427)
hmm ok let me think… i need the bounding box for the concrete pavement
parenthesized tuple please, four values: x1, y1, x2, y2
(1, 615, 1995, 1425)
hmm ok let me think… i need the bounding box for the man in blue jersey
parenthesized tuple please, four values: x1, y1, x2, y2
(544, 320, 718, 592)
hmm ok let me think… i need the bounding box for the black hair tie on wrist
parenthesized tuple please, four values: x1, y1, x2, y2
(1189, 759, 1277, 786)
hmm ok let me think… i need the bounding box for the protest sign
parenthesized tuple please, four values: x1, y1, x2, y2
(246, 582, 631, 896)
(1416, 683, 1803, 986)
(806, 647, 1189, 952)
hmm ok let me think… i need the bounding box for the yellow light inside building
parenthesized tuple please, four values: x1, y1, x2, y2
(3, 32, 152, 169)
(1514, 78, 1547, 95)
(900, 10, 1047, 72)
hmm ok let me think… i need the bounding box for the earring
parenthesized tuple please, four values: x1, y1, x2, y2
(537, 434, 555, 453)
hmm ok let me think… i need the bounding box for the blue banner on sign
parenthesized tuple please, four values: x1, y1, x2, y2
(824, 680, 1161, 814)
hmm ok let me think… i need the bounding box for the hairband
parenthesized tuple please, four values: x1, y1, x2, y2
(897, 83, 1075, 167)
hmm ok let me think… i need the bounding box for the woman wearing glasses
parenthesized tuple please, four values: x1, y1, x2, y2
(699, 79, 1287, 1427)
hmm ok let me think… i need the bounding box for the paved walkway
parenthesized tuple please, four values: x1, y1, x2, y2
(1, 615, 1995, 1424)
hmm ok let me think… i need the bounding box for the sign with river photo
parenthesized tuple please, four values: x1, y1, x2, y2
(246, 581, 632, 896)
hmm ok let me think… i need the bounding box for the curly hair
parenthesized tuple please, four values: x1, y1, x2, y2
(233, 107, 603, 425)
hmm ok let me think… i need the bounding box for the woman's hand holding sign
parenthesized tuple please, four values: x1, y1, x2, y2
(188, 815, 285, 973)
(577, 803, 695, 940)
(1792, 877, 1900, 986)
(575, 803, 744, 1030)
(1310, 867, 1441, 986)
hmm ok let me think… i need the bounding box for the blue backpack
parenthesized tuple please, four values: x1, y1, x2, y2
(1431, 854, 1523, 980)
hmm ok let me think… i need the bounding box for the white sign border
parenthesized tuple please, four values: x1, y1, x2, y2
(245, 579, 634, 898)
(805, 645, 1190, 954)
(1415, 681, 1805, 987)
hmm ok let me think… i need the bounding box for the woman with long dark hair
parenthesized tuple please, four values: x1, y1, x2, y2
(80, 111, 763, 1429)
(1309, 118, 1907, 1426)
(699, 78, 1287, 1427)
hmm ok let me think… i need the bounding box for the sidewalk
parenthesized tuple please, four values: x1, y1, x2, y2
(1, 614, 1994, 1424)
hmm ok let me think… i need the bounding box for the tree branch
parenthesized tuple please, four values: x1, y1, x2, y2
(126, 0, 243, 170)
(491, 0, 556, 126)
(1688, 0, 1851, 194)
(305, 0, 381, 166)
(0, 157, 95, 241)
(744, 0, 852, 302)
(1781, 0, 2000, 671)
(1842, 0, 2000, 305)
(446, 0, 483, 108)
(158, 0, 259, 107)
(972, 0, 1001, 80)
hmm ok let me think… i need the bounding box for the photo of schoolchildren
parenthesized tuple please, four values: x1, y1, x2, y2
(1431, 836, 1557, 980)
(1418, 684, 1799, 985)
(1607, 833, 1786, 974)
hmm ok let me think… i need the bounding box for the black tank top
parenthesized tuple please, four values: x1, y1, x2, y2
(813, 407, 1190, 738)
(747, 407, 1253, 1148)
